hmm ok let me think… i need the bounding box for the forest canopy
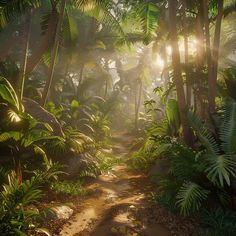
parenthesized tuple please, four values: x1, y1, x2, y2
(0, 0, 236, 235)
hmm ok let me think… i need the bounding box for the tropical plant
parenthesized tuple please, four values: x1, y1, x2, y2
(0, 77, 62, 182)
(200, 208, 236, 236)
(0, 162, 61, 236)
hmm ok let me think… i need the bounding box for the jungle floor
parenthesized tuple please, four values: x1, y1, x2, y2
(43, 134, 198, 236)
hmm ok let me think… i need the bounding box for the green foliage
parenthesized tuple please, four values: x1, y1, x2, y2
(220, 100, 236, 153)
(176, 182, 209, 216)
(0, 163, 61, 236)
(50, 180, 85, 196)
(187, 105, 236, 187)
(0, 0, 41, 28)
(0, 76, 22, 111)
(129, 137, 169, 170)
(201, 208, 236, 236)
(187, 110, 220, 155)
(205, 154, 236, 187)
(96, 152, 120, 173)
(128, 2, 158, 44)
(46, 127, 94, 156)
(150, 192, 178, 214)
(84, 114, 110, 143)
(79, 164, 100, 178)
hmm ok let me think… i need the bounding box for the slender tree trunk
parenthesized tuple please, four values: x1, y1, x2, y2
(162, 43, 169, 89)
(195, 3, 205, 116)
(41, 0, 66, 106)
(196, 6, 205, 69)
(202, 0, 214, 115)
(168, 0, 193, 145)
(104, 80, 108, 99)
(77, 63, 84, 97)
(182, 0, 191, 106)
(209, 0, 224, 113)
(134, 81, 142, 130)
(17, 11, 32, 100)
(26, 7, 58, 74)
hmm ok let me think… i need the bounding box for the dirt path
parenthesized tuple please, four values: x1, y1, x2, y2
(60, 134, 172, 236)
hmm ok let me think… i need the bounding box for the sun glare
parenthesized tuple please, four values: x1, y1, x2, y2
(155, 55, 165, 69)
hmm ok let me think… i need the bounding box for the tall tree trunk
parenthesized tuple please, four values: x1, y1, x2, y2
(209, 0, 224, 113)
(182, 0, 191, 106)
(168, 0, 192, 145)
(202, 0, 214, 114)
(162, 43, 169, 89)
(26, 7, 58, 74)
(41, 0, 66, 106)
(195, 3, 205, 116)
(17, 11, 32, 100)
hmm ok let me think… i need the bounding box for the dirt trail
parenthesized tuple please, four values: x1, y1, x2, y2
(60, 134, 171, 236)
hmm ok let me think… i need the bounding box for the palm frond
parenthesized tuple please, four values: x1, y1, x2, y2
(74, 0, 129, 45)
(187, 110, 220, 155)
(220, 100, 236, 153)
(132, 2, 158, 44)
(0, 0, 41, 28)
(176, 181, 209, 216)
(204, 154, 236, 187)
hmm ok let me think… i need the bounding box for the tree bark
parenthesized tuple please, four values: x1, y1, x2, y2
(41, 0, 67, 106)
(25, 7, 58, 75)
(162, 43, 169, 89)
(182, 0, 191, 106)
(209, 0, 224, 113)
(168, 0, 192, 144)
(202, 0, 214, 114)
(17, 11, 32, 100)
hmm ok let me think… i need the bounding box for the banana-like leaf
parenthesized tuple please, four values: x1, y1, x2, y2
(34, 145, 50, 166)
(0, 131, 21, 142)
(0, 77, 21, 111)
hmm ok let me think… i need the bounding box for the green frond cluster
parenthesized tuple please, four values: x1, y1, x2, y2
(176, 182, 209, 216)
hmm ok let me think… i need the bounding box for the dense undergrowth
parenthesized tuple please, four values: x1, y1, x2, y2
(1, 0, 236, 235)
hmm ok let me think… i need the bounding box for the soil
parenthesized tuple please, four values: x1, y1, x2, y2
(43, 134, 198, 236)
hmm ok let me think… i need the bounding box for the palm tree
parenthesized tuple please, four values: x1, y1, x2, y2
(208, 0, 224, 114)
(168, 0, 193, 144)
